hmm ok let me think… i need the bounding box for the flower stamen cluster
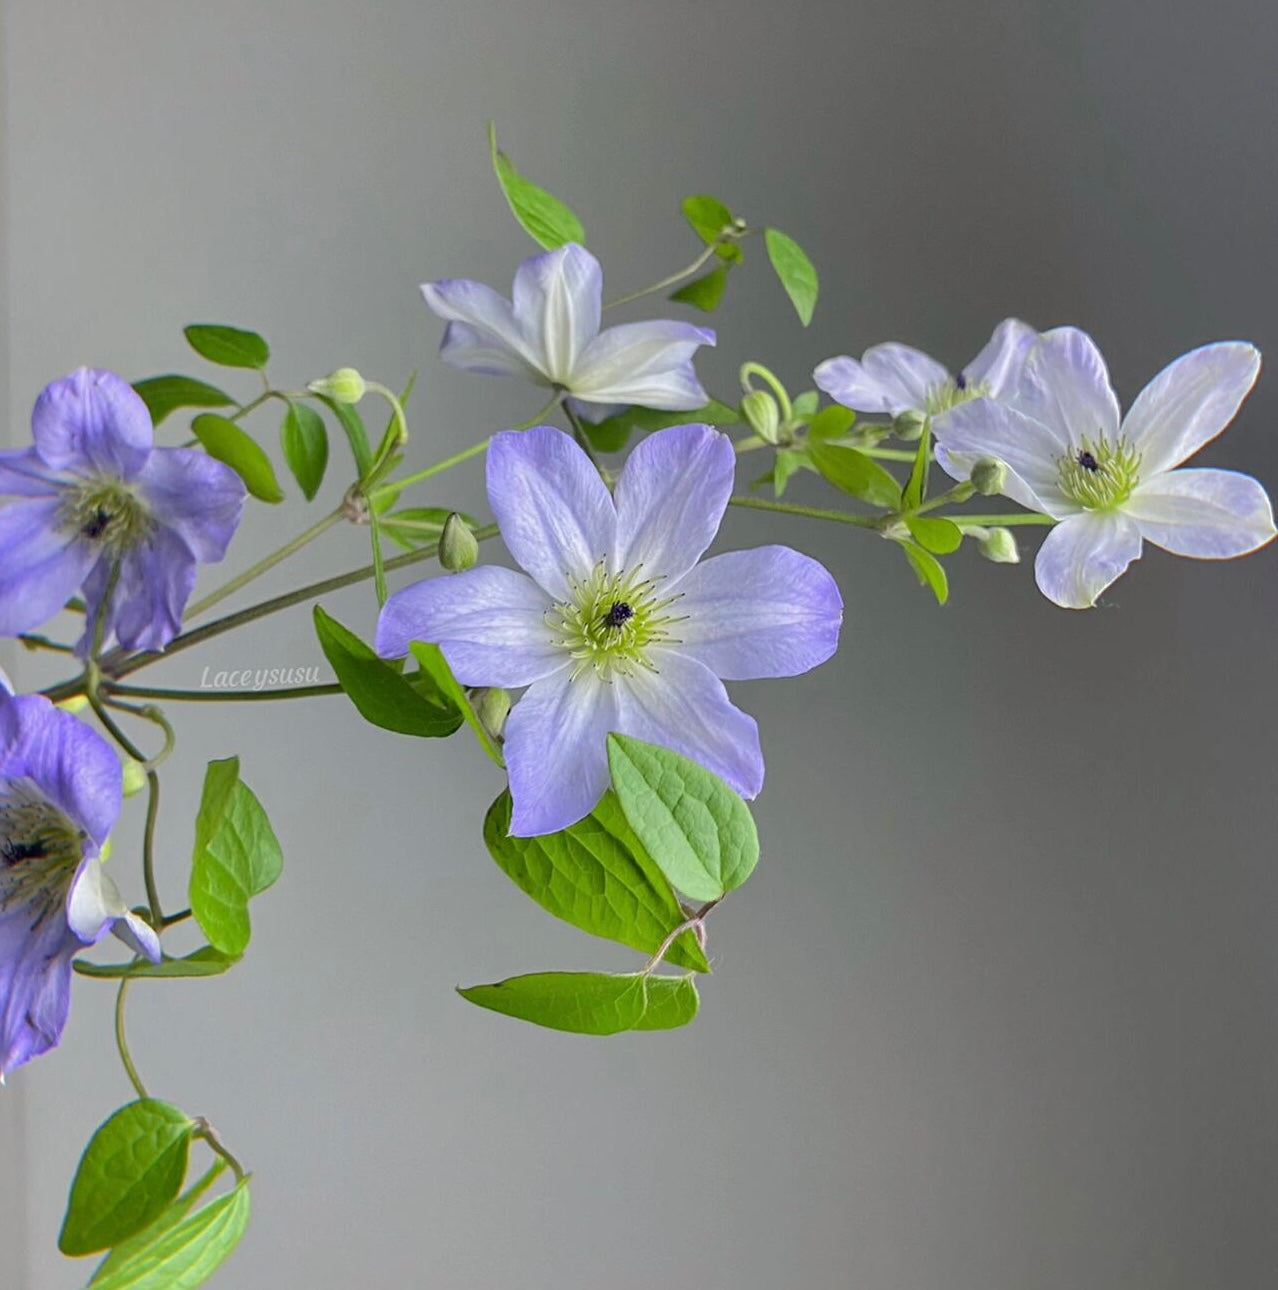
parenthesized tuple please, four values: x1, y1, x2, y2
(1056, 435, 1142, 510)
(58, 478, 154, 556)
(0, 780, 85, 927)
(925, 376, 986, 417)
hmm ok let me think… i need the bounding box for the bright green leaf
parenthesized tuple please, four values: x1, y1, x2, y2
(314, 606, 462, 738)
(669, 265, 729, 312)
(74, 947, 238, 981)
(189, 758, 284, 958)
(606, 734, 760, 902)
(312, 394, 372, 477)
(681, 195, 734, 246)
(183, 325, 269, 371)
(489, 121, 584, 250)
(809, 440, 902, 509)
(190, 415, 284, 503)
(897, 539, 950, 604)
(132, 377, 234, 428)
(764, 228, 819, 325)
(484, 791, 709, 972)
(280, 403, 328, 501)
(790, 390, 820, 423)
(583, 399, 740, 455)
(409, 642, 504, 766)
(458, 971, 699, 1035)
(770, 448, 808, 497)
(807, 405, 855, 442)
(905, 514, 963, 554)
(59, 1100, 194, 1256)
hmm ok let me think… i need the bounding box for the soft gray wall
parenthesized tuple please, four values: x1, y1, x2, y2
(5, 2, 1278, 1288)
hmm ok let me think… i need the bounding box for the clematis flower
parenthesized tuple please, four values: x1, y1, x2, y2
(0, 368, 246, 653)
(930, 328, 1276, 608)
(376, 424, 843, 836)
(0, 689, 160, 1077)
(814, 318, 1038, 423)
(421, 244, 715, 415)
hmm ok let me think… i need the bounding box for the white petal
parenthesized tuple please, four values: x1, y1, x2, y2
(1120, 342, 1261, 476)
(511, 245, 602, 383)
(815, 342, 950, 416)
(1125, 468, 1276, 558)
(66, 860, 159, 961)
(962, 318, 1038, 398)
(569, 320, 714, 409)
(1033, 511, 1144, 609)
(421, 278, 541, 375)
(1013, 328, 1121, 446)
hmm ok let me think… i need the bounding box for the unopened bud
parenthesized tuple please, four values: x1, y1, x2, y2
(438, 512, 478, 572)
(121, 759, 148, 798)
(740, 390, 782, 445)
(472, 687, 511, 740)
(56, 694, 90, 715)
(978, 527, 1020, 564)
(308, 367, 366, 405)
(893, 409, 927, 441)
(970, 456, 1008, 496)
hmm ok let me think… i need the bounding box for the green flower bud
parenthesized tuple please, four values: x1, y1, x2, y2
(438, 512, 479, 572)
(893, 410, 927, 441)
(978, 527, 1020, 564)
(308, 367, 366, 405)
(121, 758, 148, 798)
(970, 456, 1008, 496)
(740, 390, 782, 445)
(472, 686, 512, 740)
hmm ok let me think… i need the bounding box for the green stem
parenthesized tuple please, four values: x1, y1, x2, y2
(161, 907, 192, 929)
(114, 980, 149, 1100)
(562, 404, 605, 476)
(18, 633, 74, 654)
(378, 438, 491, 498)
(141, 771, 164, 927)
(193, 1122, 247, 1184)
(604, 243, 718, 310)
(950, 512, 1055, 527)
(727, 496, 883, 528)
(513, 388, 567, 431)
(185, 506, 345, 620)
(86, 688, 149, 763)
(230, 391, 277, 422)
(102, 697, 177, 768)
(106, 682, 344, 703)
(912, 482, 975, 515)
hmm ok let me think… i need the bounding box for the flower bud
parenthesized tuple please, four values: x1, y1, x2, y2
(978, 527, 1020, 564)
(308, 367, 366, 405)
(970, 456, 1008, 496)
(892, 409, 927, 441)
(472, 687, 512, 740)
(121, 758, 148, 798)
(740, 390, 782, 445)
(56, 694, 90, 715)
(438, 512, 478, 572)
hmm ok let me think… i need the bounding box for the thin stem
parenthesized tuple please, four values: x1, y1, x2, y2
(18, 633, 74, 654)
(513, 388, 567, 431)
(193, 1121, 247, 1184)
(161, 907, 192, 929)
(643, 898, 721, 973)
(114, 980, 149, 1100)
(604, 243, 718, 309)
(106, 682, 344, 703)
(377, 437, 490, 498)
(370, 516, 389, 606)
(141, 771, 163, 927)
(229, 390, 287, 423)
(727, 496, 883, 528)
(86, 689, 149, 763)
(185, 506, 345, 620)
(102, 697, 177, 768)
(950, 512, 1055, 527)
(912, 482, 975, 516)
(562, 404, 605, 476)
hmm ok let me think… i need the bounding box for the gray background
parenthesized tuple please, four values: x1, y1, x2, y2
(3, 1, 1277, 1287)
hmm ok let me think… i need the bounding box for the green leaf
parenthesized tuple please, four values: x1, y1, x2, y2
(583, 399, 740, 455)
(409, 642, 504, 766)
(809, 440, 902, 509)
(770, 448, 808, 497)
(806, 405, 855, 442)
(189, 757, 284, 958)
(606, 734, 760, 902)
(905, 514, 963, 554)
(378, 506, 473, 551)
(897, 539, 950, 604)
(132, 377, 234, 428)
(790, 390, 820, 423)
(681, 195, 734, 246)
(458, 971, 699, 1035)
(190, 414, 284, 503)
(669, 265, 729, 312)
(74, 947, 239, 981)
(59, 1100, 194, 1256)
(903, 422, 932, 510)
(313, 394, 373, 478)
(489, 121, 584, 250)
(314, 606, 462, 738)
(183, 324, 270, 371)
(88, 1180, 250, 1290)
(483, 791, 709, 972)
(764, 228, 819, 325)
(279, 403, 328, 501)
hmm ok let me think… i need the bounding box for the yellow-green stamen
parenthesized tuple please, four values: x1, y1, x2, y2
(1057, 436, 1142, 510)
(59, 479, 153, 555)
(0, 779, 86, 929)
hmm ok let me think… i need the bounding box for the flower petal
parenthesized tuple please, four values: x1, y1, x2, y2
(814, 342, 948, 415)
(1124, 467, 1276, 558)
(30, 368, 153, 480)
(0, 447, 65, 497)
(0, 909, 79, 1076)
(615, 649, 764, 799)
(1013, 328, 1121, 446)
(670, 546, 843, 679)
(962, 318, 1038, 398)
(486, 427, 616, 601)
(1120, 342, 1261, 476)
(0, 498, 99, 638)
(504, 670, 618, 836)
(375, 565, 565, 687)
(931, 398, 1072, 515)
(85, 528, 197, 653)
(421, 278, 542, 377)
(570, 320, 714, 409)
(438, 321, 540, 379)
(138, 447, 246, 562)
(66, 859, 161, 960)
(511, 244, 602, 384)
(613, 424, 734, 585)
(1033, 511, 1144, 609)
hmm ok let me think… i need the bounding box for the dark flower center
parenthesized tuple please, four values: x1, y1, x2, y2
(603, 601, 634, 630)
(0, 778, 85, 927)
(955, 371, 967, 391)
(59, 479, 153, 556)
(1076, 450, 1100, 472)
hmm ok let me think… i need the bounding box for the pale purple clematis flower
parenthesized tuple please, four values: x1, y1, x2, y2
(0, 690, 160, 1077)
(814, 318, 1038, 423)
(0, 368, 246, 653)
(931, 328, 1276, 608)
(376, 424, 843, 836)
(422, 244, 716, 416)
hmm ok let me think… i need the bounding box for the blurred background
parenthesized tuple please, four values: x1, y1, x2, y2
(3, 2, 1277, 1287)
